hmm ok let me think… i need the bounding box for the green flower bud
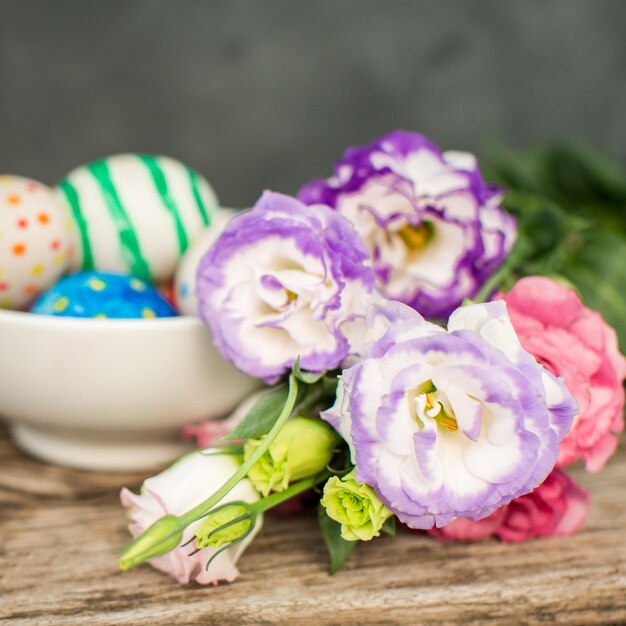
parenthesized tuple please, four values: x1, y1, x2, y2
(245, 417, 339, 496)
(119, 514, 183, 571)
(195, 502, 255, 549)
(321, 470, 393, 541)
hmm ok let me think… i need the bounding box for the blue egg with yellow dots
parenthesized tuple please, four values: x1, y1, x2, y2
(31, 271, 178, 319)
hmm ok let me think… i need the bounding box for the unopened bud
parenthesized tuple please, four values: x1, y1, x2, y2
(119, 514, 183, 571)
(195, 502, 255, 549)
(245, 417, 339, 496)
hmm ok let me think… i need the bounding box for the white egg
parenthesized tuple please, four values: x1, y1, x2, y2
(0, 175, 74, 310)
(56, 154, 220, 283)
(174, 211, 234, 315)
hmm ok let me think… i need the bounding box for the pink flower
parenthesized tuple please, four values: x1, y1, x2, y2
(428, 469, 590, 542)
(183, 421, 237, 450)
(497, 276, 626, 472)
(427, 508, 507, 542)
(120, 451, 261, 585)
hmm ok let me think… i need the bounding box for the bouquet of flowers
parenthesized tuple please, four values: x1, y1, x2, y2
(118, 131, 625, 585)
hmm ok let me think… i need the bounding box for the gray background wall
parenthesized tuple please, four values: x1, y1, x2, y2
(1, 0, 625, 207)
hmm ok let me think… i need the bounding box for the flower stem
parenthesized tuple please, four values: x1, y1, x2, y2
(119, 373, 300, 569)
(179, 373, 299, 526)
(474, 240, 524, 303)
(474, 265, 508, 304)
(250, 470, 331, 515)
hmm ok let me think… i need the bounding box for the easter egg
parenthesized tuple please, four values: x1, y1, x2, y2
(31, 271, 178, 319)
(0, 175, 74, 310)
(174, 211, 233, 315)
(56, 154, 220, 283)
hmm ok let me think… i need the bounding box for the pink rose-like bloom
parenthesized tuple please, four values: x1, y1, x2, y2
(121, 452, 261, 585)
(497, 276, 626, 472)
(428, 468, 590, 542)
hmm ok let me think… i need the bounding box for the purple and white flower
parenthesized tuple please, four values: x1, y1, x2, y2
(323, 300, 577, 529)
(299, 131, 517, 319)
(197, 191, 377, 383)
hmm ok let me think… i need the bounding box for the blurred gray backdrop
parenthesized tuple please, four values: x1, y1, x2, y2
(1, 0, 625, 207)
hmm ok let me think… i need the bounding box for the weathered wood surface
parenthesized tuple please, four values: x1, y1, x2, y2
(1, 425, 625, 626)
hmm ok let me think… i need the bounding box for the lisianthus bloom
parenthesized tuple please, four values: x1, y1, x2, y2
(321, 470, 392, 541)
(245, 416, 340, 496)
(323, 300, 577, 529)
(497, 276, 626, 472)
(197, 191, 376, 384)
(120, 451, 261, 585)
(298, 131, 516, 319)
(427, 468, 590, 542)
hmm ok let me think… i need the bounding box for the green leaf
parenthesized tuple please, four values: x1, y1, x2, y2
(486, 143, 626, 235)
(317, 506, 356, 575)
(485, 141, 626, 352)
(500, 190, 579, 267)
(292, 357, 326, 384)
(539, 143, 626, 210)
(558, 230, 626, 351)
(225, 385, 290, 440)
(381, 516, 396, 538)
(293, 374, 339, 418)
(501, 191, 626, 350)
(483, 144, 545, 194)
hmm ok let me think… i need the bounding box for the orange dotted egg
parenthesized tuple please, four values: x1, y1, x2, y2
(0, 176, 73, 310)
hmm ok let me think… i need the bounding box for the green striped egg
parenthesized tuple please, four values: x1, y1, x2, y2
(56, 154, 219, 283)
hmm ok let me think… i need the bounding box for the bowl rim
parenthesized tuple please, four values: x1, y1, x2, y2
(0, 307, 206, 331)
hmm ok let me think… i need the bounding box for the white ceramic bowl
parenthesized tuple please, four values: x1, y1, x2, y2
(0, 310, 260, 471)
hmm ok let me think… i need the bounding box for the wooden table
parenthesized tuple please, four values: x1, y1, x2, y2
(1, 425, 625, 626)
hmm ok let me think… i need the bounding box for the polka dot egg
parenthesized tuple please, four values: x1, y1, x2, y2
(0, 175, 74, 310)
(57, 154, 220, 284)
(31, 271, 178, 319)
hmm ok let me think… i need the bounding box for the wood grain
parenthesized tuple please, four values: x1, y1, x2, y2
(1, 425, 625, 626)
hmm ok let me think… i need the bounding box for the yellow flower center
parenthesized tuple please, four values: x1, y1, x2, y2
(426, 392, 458, 432)
(410, 381, 459, 433)
(397, 222, 434, 251)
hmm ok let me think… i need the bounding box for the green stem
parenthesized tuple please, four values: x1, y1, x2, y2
(119, 374, 299, 569)
(474, 240, 523, 303)
(250, 470, 331, 515)
(474, 265, 508, 304)
(179, 373, 299, 526)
